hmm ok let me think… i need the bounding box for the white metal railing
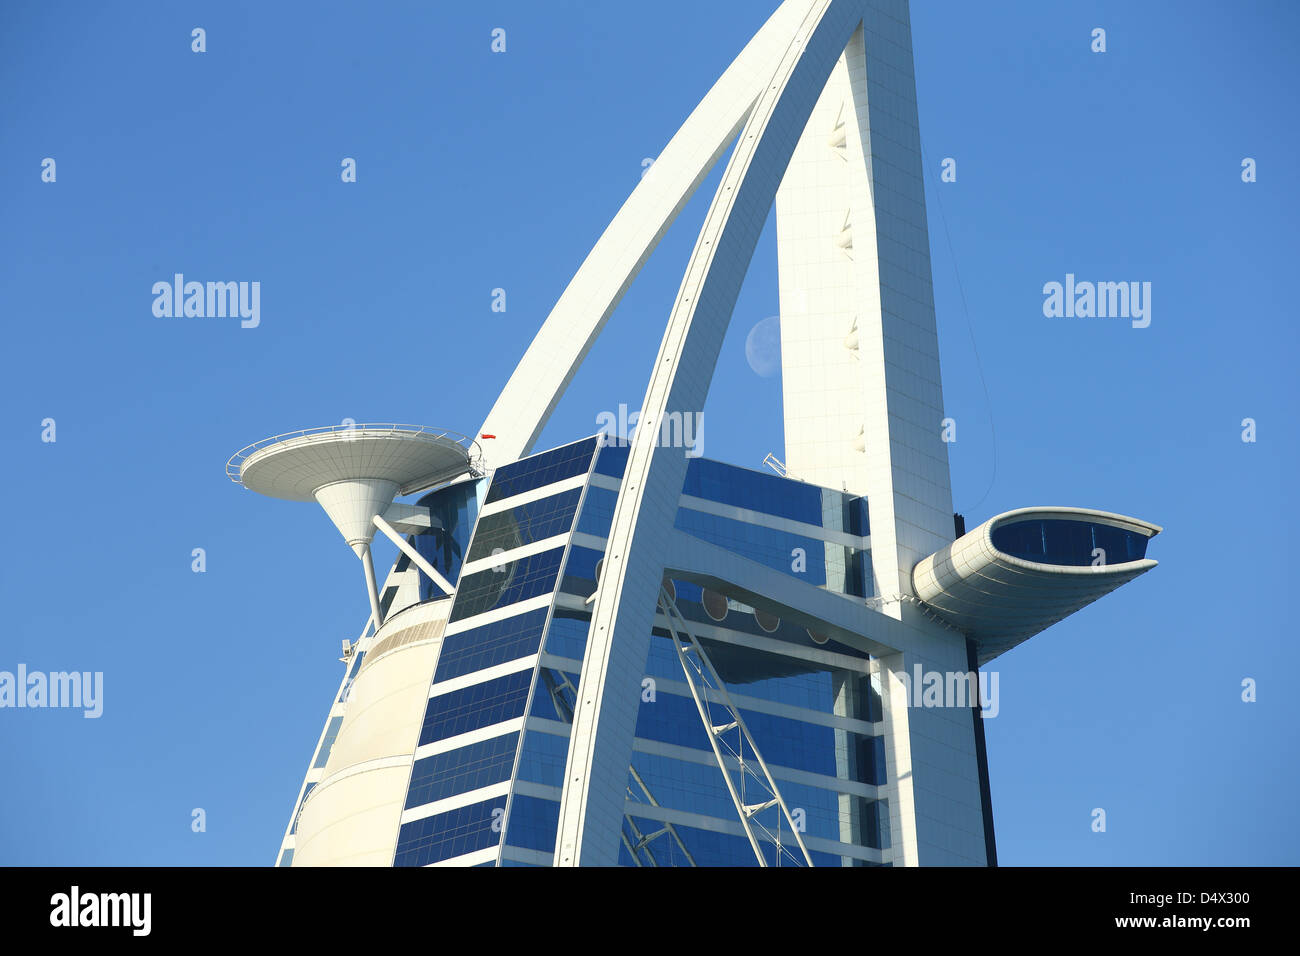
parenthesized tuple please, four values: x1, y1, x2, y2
(761, 452, 788, 478)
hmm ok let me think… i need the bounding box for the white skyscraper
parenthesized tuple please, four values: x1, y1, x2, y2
(228, 0, 1160, 867)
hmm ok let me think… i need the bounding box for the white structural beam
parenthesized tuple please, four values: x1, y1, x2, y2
(381, 502, 436, 535)
(371, 514, 456, 597)
(358, 543, 385, 632)
(476, 0, 821, 466)
(660, 528, 905, 658)
(555, 0, 869, 867)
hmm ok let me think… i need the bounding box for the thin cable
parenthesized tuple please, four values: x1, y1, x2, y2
(920, 142, 997, 512)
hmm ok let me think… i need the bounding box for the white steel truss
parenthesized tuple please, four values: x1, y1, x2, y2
(657, 587, 814, 867)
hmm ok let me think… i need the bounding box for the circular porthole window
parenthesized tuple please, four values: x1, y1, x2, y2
(702, 588, 728, 622)
(661, 577, 676, 603)
(754, 609, 780, 633)
(807, 628, 829, 645)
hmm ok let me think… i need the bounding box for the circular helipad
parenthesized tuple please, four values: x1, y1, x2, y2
(227, 424, 482, 501)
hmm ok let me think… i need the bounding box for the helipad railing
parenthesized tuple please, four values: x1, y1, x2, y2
(226, 423, 483, 485)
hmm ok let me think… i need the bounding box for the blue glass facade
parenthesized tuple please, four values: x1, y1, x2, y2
(594, 442, 869, 536)
(394, 798, 502, 867)
(466, 488, 582, 563)
(414, 478, 485, 601)
(515, 730, 572, 788)
(395, 438, 601, 868)
(418, 669, 534, 747)
(674, 507, 871, 597)
(502, 795, 562, 855)
(483, 437, 599, 504)
(338, 649, 365, 703)
(312, 716, 343, 770)
(619, 578, 889, 864)
(589, 444, 871, 598)
(992, 517, 1149, 566)
(406, 733, 520, 809)
(433, 609, 549, 682)
(683, 456, 824, 524)
(394, 435, 886, 867)
(448, 547, 566, 623)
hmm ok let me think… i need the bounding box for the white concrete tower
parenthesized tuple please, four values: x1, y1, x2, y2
(776, 12, 953, 605)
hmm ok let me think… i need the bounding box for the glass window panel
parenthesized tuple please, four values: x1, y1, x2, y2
(626, 750, 884, 849)
(449, 547, 565, 623)
(643, 636, 878, 720)
(419, 669, 534, 746)
(465, 488, 582, 563)
(405, 732, 521, 809)
(575, 486, 619, 538)
(845, 495, 870, 537)
(394, 797, 504, 867)
(483, 438, 598, 504)
(312, 716, 344, 769)
(681, 458, 823, 525)
(622, 817, 842, 867)
(434, 609, 547, 682)
(503, 795, 561, 855)
(528, 668, 582, 723)
(558, 545, 603, 599)
(544, 611, 590, 662)
(991, 518, 1148, 566)
(592, 442, 629, 478)
(515, 730, 572, 789)
(634, 690, 879, 784)
(338, 650, 366, 702)
(414, 478, 485, 596)
(674, 508, 828, 585)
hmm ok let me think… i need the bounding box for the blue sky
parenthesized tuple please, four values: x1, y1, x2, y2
(1, 0, 1296, 866)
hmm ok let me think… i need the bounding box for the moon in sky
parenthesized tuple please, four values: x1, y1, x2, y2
(744, 314, 781, 378)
